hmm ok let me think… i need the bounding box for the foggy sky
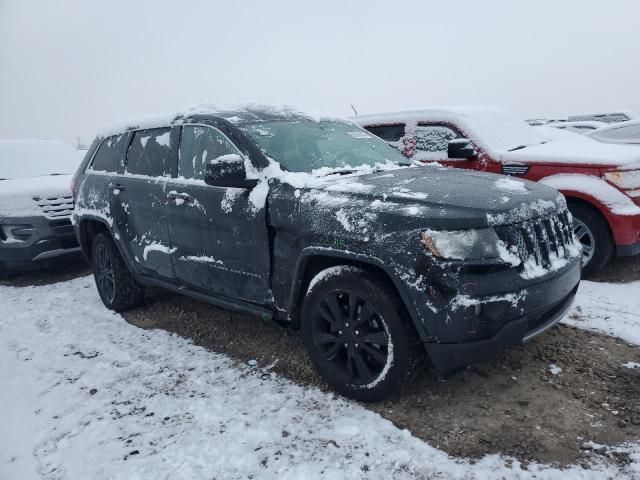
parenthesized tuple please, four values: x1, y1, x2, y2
(1, 0, 639, 146)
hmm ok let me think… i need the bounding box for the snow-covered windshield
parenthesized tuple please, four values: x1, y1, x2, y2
(460, 109, 546, 152)
(0, 139, 84, 180)
(240, 119, 411, 172)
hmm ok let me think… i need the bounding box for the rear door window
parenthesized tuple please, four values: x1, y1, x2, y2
(90, 134, 127, 172)
(364, 124, 405, 142)
(126, 128, 173, 177)
(178, 125, 240, 180)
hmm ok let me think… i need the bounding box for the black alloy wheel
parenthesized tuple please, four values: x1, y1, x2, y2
(309, 289, 391, 386)
(301, 267, 421, 402)
(95, 242, 115, 304)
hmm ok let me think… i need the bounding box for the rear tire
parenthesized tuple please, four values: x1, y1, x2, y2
(568, 201, 614, 278)
(92, 233, 145, 311)
(301, 266, 421, 402)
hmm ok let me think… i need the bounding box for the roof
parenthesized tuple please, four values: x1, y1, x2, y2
(97, 103, 343, 138)
(351, 106, 508, 126)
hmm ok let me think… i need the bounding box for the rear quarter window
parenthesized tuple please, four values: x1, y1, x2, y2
(126, 128, 173, 177)
(90, 134, 127, 172)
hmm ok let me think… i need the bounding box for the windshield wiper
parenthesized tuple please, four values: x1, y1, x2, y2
(508, 145, 528, 152)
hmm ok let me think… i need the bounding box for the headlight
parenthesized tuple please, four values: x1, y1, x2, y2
(604, 170, 640, 190)
(420, 228, 500, 260)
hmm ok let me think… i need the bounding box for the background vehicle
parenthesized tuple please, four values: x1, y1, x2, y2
(549, 120, 607, 135)
(355, 107, 640, 277)
(568, 111, 639, 124)
(585, 119, 640, 146)
(535, 126, 598, 144)
(0, 139, 85, 278)
(72, 105, 580, 401)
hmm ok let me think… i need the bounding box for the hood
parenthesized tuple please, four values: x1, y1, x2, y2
(0, 174, 73, 218)
(499, 141, 640, 168)
(281, 166, 563, 230)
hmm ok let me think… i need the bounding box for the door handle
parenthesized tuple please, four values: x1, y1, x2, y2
(168, 192, 193, 204)
(108, 183, 125, 193)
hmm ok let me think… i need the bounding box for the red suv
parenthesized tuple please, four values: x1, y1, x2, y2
(354, 107, 640, 277)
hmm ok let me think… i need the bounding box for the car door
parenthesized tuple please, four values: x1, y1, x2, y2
(166, 123, 271, 304)
(111, 127, 177, 280)
(79, 132, 129, 230)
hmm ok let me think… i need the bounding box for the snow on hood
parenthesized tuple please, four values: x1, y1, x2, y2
(0, 139, 84, 180)
(0, 174, 72, 218)
(274, 165, 563, 229)
(500, 141, 640, 167)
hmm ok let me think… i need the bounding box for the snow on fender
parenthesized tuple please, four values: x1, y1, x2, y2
(538, 174, 640, 216)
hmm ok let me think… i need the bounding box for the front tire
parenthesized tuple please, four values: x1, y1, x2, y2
(301, 266, 421, 402)
(92, 233, 145, 311)
(568, 202, 614, 278)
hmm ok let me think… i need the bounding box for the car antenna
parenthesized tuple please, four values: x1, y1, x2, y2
(350, 104, 358, 116)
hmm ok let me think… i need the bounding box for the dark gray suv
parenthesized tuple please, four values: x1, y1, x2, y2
(72, 105, 581, 401)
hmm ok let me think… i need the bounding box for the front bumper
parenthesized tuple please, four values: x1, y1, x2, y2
(411, 255, 581, 372)
(617, 240, 640, 257)
(425, 284, 577, 372)
(0, 215, 81, 270)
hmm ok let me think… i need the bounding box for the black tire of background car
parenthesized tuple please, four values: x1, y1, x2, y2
(91, 233, 145, 312)
(301, 267, 422, 402)
(567, 201, 614, 278)
(0, 261, 9, 281)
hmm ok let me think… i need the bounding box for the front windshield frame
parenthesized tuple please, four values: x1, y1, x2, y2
(238, 118, 411, 173)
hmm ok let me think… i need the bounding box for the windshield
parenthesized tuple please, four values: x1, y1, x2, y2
(0, 140, 83, 180)
(239, 119, 411, 172)
(459, 109, 546, 152)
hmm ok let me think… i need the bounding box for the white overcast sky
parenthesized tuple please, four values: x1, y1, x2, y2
(1, 0, 639, 145)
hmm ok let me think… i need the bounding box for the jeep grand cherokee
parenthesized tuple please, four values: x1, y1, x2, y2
(72, 105, 581, 401)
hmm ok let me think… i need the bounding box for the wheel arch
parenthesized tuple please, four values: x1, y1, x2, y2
(78, 218, 117, 265)
(286, 247, 426, 339)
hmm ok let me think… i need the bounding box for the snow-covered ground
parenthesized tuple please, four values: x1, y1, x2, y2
(565, 280, 640, 345)
(1, 276, 639, 480)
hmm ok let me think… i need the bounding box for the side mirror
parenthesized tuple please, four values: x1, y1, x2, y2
(204, 154, 257, 188)
(448, 139, 478, 159)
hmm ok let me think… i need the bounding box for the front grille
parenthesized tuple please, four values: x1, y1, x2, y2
(496, 210, 575, 269)
(32, 194, 74, 219)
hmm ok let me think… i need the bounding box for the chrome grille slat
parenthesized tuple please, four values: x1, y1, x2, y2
(32, 195, 75, 220)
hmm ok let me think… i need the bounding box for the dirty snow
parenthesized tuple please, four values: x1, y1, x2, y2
(2, 277, 640, 479)
(548, 364, 562, 375)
